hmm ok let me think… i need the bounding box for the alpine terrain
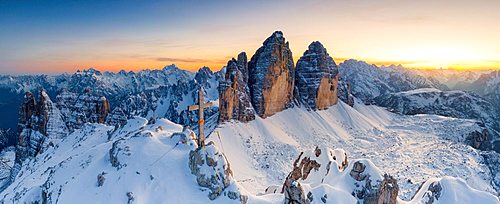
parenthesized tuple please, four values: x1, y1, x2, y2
(0, 31, 498, 204)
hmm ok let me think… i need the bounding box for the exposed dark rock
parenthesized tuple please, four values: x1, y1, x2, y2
(15, 91, 67, 165)
(126, 192, 135, 204)
(339, 79, 355, 107)
(284, 180, 309, 204)
(421, 181, 442, 204)
(480, 151, 500, 190)
(350, 161, 367, 181)
(294, 41, 339, 110)
(467, 129, 490, 149)
(56, 89, 110, 131)
(349, 162, 399, 204)
(97, 172, 106, 187)
(248, 31, 295, 118)
(287, 152, 321, 183)
(188, 142, 245, 202)
(219, 52, 255, 123)
(109, 139, 127, 170)
(376, 174, 399, 204)
(17, 92, 36, 134)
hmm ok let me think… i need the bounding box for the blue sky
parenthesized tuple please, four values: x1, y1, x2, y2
(1, 0, 499, 74)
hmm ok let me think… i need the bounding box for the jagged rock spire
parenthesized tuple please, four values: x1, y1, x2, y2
(248, 31, 295, 118)
(295, 41, 339, 110)
(219, 52, 255, 123)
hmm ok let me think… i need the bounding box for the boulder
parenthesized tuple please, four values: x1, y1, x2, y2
(295, 41, 339, 110)
(188, 142, 245, 202)
(376, 174, 399, 204)
(248, 31, 295, 118)
(467, 129, 489, 149)
(219, 52, 255, 123)
(284, 180, 309, 204)
(420, 181, 442, 204)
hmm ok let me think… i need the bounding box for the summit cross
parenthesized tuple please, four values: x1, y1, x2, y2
(188, 87, 213, 147)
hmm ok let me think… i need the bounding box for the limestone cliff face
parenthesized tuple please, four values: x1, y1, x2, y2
(219, 32, 343, 122)
(218, 52, 255, 123)
(248, 31, 295, 118)
(295, 41, 339, 110)
(56, 88, 110, 131)
(15, 91, 68, 164)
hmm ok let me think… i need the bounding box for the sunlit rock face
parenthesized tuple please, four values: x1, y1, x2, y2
(218, 52, 255, 123)
(295, 41, 339, 110)
(248, 31, 295, 118)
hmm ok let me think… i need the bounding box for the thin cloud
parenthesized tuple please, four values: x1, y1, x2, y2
(155, 57, 227, 64)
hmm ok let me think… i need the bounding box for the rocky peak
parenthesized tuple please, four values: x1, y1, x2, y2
(295, 41, 339, 110)
(163, 64, 179, 71)
(194, 67, 214, 83)
(14, 90, 67, 168)
(248, 31, 295, 118)
(17, 92, 36, 133)
(218, 52, 255, 123)
(237, 52, 249, 83)
(56, 89, 110, 131)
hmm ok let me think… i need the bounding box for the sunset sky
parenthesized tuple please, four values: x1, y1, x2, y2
(1, 0, 499, 74)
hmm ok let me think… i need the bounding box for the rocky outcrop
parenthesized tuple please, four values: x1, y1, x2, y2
(56, 88, 110, 131)
(219, 52, 255, 123)
(370, 174, 399, 204)
(109, 139, 127, 170)
(416, 181, 442, 204)
(284, 181, 309, 204)
(467, 129, 489, 149)
(14, 90, 68, 172)
(17, 92, 36, 133)
(295, 41, 339, 110)
(279, 147, 400, 204)
(349, 161, 399, 204)
(339, 79, 355, 107)
(16, 92, 49, 162)
(480, 151, 500, 190)
(188, 142, 246, 202)
(248, 31, 295, 118)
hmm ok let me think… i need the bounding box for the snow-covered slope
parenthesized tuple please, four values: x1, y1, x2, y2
(212, 101, 499, 201)
(0, 102, 498, 203)
(0, 101, 498, 203)
(0, 118, 246, 203)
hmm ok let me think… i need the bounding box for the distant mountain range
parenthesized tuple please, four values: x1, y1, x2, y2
(0, 31, 499, 203)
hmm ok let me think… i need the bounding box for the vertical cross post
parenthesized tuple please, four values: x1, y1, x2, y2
(188, 87, 213, 147)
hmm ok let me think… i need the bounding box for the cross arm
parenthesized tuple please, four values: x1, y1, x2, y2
(187, 102, 214, 111)
(188, 105, 199, 111)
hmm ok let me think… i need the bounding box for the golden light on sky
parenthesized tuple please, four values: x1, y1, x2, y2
(1, 0, 499, 74)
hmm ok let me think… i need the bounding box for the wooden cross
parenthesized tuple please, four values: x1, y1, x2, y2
(188, 87, 213, 147)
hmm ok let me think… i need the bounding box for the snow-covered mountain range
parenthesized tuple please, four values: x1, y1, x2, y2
(0, 31, 499, 203)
